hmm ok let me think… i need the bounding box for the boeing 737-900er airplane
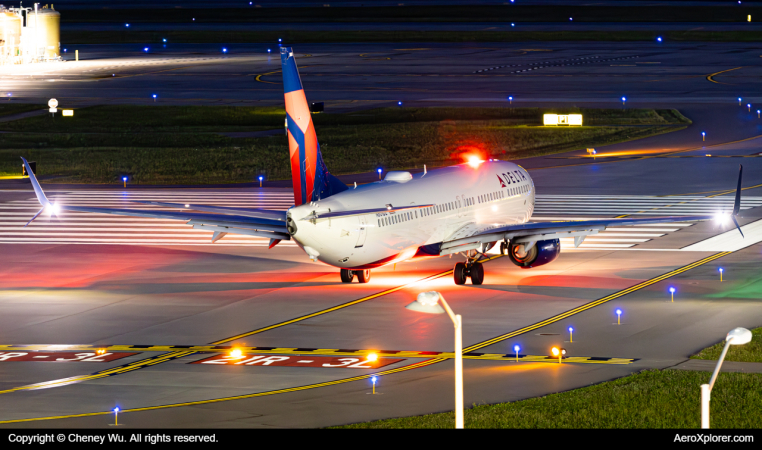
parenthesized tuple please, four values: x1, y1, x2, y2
(21, 47, 745, 285)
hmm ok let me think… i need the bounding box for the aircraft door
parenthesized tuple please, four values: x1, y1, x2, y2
(355, 216, 368, 248)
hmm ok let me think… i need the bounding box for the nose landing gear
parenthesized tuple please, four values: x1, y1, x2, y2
(453, 252, 485, 285)
(340, 269, 371, 283)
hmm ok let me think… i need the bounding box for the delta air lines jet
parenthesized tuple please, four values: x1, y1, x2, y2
(20, 48, 745, 285)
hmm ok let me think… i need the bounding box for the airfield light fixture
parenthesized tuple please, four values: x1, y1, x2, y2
(569, 17, 573, 21)
(63, 48, 67, 52)
(702, 131, 706, 141)
(125, 23, 130, 27)
(144, 47, 149, 52)
(122, 176, 127, 188)
(513, 344, 520, 362)
(657, 36, 662, 42)
(222, 48, 228, 53)
(719, 267, 724, 282)
(371, 376, 378, 394)
(511, 23, 515, 27)
(367, 353, 378, 362)
(113, 407, 120, 426)
(184, 204, 190, 208)
(229, 348, 243, 358)
(508, 96, 513, 104)
(278, 38, 282, 42)
(621, 96, 627, 105)
(258, 175, 264, 187)
(616, 309, 622, 325)
(702, 327, 752, 428)
(748, 103, 752, 112)
(96, 348, 106, 355)
(398, 101, 403, 106)
(669, 286, 676, 302)
(406, 291, 463, 428)
(738, 97, 742, 105)
(163, 38, 167, 42)
(758, 110, 760, 118)
(378, 168, 383, 179)
(551, 347, 566, 363)
(152, 94, 158, 102)
(568, 326, 574, 343)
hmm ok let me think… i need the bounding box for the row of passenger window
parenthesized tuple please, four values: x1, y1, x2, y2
(378, 198, 464, 228)
(377, 182, 530, 228)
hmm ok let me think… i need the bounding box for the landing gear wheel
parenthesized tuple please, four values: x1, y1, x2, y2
(357, 269, 371, 283)
(340, 269, 354, 283)
(499, 241, 507, 255)
(470, 262, 484, 285)
(454, 262, 467, 285)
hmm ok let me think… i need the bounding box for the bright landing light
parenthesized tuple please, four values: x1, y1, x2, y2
(715, 212, 730, 225)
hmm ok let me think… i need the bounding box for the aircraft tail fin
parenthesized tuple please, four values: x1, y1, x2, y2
(281, 47, 347, 206)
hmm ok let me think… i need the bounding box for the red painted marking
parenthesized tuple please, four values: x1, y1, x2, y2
(191, 354, 404, 368)
(0, 352, 138, 362)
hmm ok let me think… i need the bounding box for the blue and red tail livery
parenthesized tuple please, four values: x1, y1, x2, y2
(281, 47, 346, 206)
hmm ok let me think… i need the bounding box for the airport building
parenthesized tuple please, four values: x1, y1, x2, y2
(0, 3, 60, 65)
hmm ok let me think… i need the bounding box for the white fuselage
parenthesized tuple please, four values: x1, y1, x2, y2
(288, 160, 535, 269)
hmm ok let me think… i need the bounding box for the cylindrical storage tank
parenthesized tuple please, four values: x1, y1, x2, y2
(0, 10, 22, 63)
(23, 6, 60, 60)
(37, 7, 60, 59)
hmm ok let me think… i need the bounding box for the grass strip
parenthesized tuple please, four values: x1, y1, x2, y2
(0, 106, 687, 184)
(334, 369, 762, 429)
(692, 327, 762, 363)
(62, 30, 762, 45)
(0, 106, 689, 133)
(0, 104, 45, 118)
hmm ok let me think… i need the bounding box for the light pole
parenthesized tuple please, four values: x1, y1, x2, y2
(701, 327, 752, 429)
(406, 291, 463, 429)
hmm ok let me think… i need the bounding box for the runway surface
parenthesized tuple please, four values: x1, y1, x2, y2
(2, 41, 762, 107)
(1, 38, 762, 428)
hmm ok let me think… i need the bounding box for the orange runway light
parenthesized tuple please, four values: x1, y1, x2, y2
(229, 348, 243, 358)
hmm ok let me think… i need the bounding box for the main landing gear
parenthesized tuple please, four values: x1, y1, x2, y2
(453, 252, 485, 286)
(340, 268, 371, 283)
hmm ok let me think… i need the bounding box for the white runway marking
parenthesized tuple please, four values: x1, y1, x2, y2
(0, 192, 756, 250)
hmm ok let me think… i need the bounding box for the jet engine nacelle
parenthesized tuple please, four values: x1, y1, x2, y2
(507, 239, 560, 268)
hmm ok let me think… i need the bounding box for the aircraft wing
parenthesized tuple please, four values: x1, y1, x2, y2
(440, 215, 715, 255)
(20, 158, 290, 245)
(441, 165, 744, 255)
(133, 201, 287, 222)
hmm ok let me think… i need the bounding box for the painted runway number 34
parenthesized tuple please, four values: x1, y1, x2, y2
(193, 354, 403, 369)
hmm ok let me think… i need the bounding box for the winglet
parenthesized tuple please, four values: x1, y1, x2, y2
(21, 157, 51, 209)
(732, 164, 744, 238)
(733, 164, 743, 216)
